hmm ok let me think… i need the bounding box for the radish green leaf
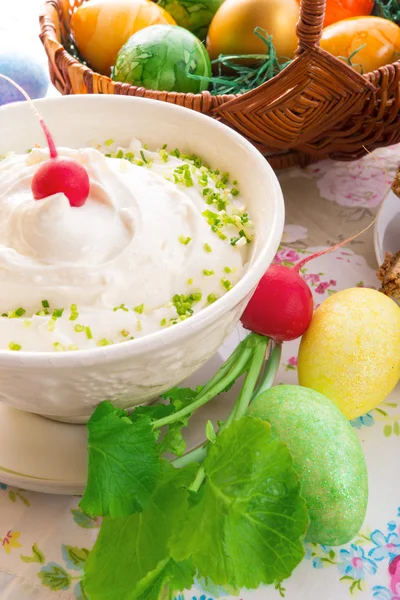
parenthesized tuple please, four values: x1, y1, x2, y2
(170, 417, 309, 589)
(79, 402, 160, 518)
(83, 461, 197, 600)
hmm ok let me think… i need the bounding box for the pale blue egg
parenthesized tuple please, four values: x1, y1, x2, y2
(0, 51, 49, 106)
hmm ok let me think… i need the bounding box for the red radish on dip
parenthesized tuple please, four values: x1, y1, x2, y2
(0, 74, 90, 208)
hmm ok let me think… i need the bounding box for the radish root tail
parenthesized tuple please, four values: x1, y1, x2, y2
(293, 149, 390, 273)
(0, 74, 58, 159)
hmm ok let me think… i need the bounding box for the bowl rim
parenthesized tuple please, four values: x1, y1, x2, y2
(0, 94, 284, 367)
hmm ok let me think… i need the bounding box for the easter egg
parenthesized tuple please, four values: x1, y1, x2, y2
(158, 0, 225, 39)
(207, 0, 299, 63)
(295, 0, 374, 27)
(0, 51, 49, 106)
(112, 25, 211, 93)
(248, 385, 368, 546)
(70, 0, 176, 76)
(320, 16, 400, 73)
(298, 288, 400, 420)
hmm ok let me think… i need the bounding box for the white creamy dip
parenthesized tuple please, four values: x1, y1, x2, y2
(0, 140, 254, 352)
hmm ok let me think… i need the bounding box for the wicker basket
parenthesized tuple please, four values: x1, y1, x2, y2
(39, 0, 400, 170)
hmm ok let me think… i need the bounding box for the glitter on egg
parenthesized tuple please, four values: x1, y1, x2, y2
(248, 385, 368, 546)
(298, 287, 400, 420)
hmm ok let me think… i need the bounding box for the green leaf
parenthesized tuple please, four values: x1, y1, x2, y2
(62, 545, 90, 570)
(83, 461, 197, 600)
(131, 403, 175, 423)
(21, 543, 45, 564)
(160, 386, 202, 410)
(205, 420, 216, 444)
(158, 424, 187, 457)
(80, 401, 161, 518)
(170, 417, 309, 589)
(38, 563, 71, 591)
(154, 387, 204, 457)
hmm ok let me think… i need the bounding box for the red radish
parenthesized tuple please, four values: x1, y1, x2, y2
(241, 199, 388, 343)
(241, 263, 313, 342)
(0, 74, 90, 207)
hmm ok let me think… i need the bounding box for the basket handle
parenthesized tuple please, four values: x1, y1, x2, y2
(295, 0, 327, 55)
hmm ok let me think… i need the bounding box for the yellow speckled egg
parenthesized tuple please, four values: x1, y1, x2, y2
(298, 288, 400, 420)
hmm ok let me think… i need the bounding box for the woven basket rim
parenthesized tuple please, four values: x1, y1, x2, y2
(39, 0, 400, 103)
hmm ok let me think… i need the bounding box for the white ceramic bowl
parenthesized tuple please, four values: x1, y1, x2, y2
(0, 95, 284, 423)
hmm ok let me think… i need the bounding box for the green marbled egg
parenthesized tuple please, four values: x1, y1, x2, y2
(248, 385, 368, 546)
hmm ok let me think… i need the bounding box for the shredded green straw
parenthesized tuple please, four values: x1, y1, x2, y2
(188, 28, 292, 96)
(374, 0, 400, 22)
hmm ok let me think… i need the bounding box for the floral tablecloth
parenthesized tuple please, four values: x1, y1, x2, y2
(0, 142, 399, 600)
(2, 2, 400, 598)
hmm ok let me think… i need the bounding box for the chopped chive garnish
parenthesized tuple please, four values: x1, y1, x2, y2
(120, 329, 130, 338)
(53, 308, 64, 319)
(53, 342, 64, 351)
(171, 149, 180, 158)
(9, 342, 21, 351)
(97, 338, 113, 347)
(68, 344, 79, 351)
(23, 319, 31, 328)
(15, 307, 26, 317)
(171, 291, 202, 320)
(204, 243, 212, 253)
(178, 236, 192, 246)
(114, 304, 129, 312)
(231, 188, 239, 196)
(207, 293, 218, 305)
(125, 152, 134, 162)
(42, 300, 50, 308)
(1, 313, 7, 317)
(159, 149, 169, 162)
(162, 144, 168, 150)
(85, 326, 93, 340)
(221, 278, 232, 290)
(203, 269, 214, 276)
(191, 292, 202, 302)
(134, 304, 144, 314)
(69, 304, 79, 321)
(140, 150, 148, 163)
(232, 180, 238, 185)
(160, 318, 167, 327)
(74, 324, 85, 333)
(105, 138, 114, 146)
(187, 278, 193, 285)
(48, 319, 56, 332)
(224, 266, 232, 273)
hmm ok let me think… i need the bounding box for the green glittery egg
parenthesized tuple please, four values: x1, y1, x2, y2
(248, 385, 368, 546)
(112, 24, 211, 93)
